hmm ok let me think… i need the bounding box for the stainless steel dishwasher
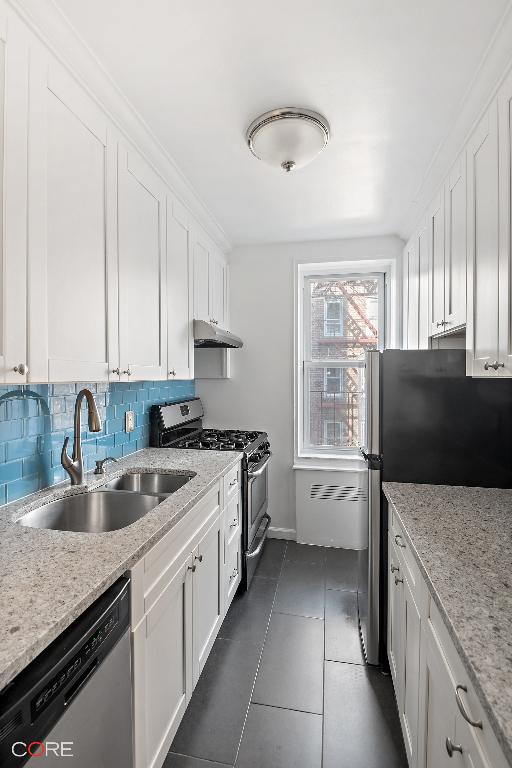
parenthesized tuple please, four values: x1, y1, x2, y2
(0, 576, 133, 768)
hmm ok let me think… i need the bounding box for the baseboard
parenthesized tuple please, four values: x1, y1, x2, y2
(268, 527, 296, 541)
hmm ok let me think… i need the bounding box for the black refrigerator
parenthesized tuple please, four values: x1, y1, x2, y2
(358, 348, 512, 666)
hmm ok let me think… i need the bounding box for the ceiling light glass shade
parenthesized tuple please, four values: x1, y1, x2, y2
(246, 108, 330, 172)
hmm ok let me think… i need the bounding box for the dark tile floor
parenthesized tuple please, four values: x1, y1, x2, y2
(165, 540, 407, 768)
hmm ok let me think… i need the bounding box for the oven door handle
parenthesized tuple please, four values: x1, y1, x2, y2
(248, 452, 272, 478)
(245, 514, 271, 559)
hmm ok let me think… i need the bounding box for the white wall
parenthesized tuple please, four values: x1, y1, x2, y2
(197, 235, 403, 537)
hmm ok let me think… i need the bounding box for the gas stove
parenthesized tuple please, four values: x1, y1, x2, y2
(176, 429, 263, 453)
(150, 397, 272, 591)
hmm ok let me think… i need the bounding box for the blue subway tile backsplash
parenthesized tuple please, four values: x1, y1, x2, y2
(0, 379, 195, 504)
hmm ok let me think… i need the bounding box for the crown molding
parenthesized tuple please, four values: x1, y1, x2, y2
(6, 0, 231, 253)
(399, 0, 512, 240)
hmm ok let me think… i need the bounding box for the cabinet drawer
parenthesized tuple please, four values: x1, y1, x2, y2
(225, 533, 241, 607)
(224, 491, 241, 545)
(389, 506, 420, 590)
(143, 484, 221, 613)
(428, 597, 508, 768)
(223, 462, 241, 504)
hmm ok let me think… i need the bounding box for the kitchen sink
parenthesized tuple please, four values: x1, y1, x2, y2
(101, 471, 195, 496)
(17, 490, 164, 533)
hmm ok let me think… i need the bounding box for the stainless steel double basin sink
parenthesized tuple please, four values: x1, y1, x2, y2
(17, 472, 196, 534)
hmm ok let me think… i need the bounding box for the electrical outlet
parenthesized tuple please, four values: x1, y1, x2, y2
(125, 410, 135, 433)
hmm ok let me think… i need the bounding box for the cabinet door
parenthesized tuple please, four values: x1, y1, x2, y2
(27, 52, 118, 382)
(133, 552, 193, 768)
(192, 513, 223, 683)
(401, 573, 422, 766)
(466, 104, 500, 376)
(387, 534, 403, 696)
(118, 144, 167, 380)
(407, 240, 420, 350)
(455, 714, 492, 768)
(0, 16, 30, 383)
(167, 196, 194, 380)
(209, 251, 227, 327)
(498, 70, 512, 376)
(445, 152, 467, 331)
(193, 236, 210, 322)
(419, 624, 458, 768)
(418, 222, 430, 349)
(402, 246, 409, 349)
(428, 190, 446, 335)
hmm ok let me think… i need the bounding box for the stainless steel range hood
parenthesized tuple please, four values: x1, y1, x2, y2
(193, 319, 243, 349)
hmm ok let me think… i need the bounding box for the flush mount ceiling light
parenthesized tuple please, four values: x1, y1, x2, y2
(246, 107, 330, 172)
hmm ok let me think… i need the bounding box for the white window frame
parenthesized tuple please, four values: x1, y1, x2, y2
(295, 261, 391, 461)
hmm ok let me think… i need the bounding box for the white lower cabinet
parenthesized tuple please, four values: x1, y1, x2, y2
(192, 513, 223, 684)
(131, 464, 241, 768)
(132, 549, 193, 768)
(388, 516, 508, 768)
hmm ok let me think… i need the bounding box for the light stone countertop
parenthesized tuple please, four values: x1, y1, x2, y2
(383, 481, 512, 765)
(0, 448, 242, 692)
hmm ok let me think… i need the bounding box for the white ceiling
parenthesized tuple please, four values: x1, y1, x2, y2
(54, 0, 510, 246)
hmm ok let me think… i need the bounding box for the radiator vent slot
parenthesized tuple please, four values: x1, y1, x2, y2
(310, 484, 367, 503)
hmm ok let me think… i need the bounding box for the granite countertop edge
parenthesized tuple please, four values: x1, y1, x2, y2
(0, 448, 242, 692)
(383, 482, 511, 765)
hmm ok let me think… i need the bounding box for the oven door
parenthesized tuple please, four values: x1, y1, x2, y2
(247, 452, 271, 545)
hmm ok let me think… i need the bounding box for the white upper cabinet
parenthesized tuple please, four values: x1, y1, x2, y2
(444, 152, 467, 331)
(418, 221, 430, 349)
(166, 196, 194, 380)
(466, 103, 500, 377)
(118, 144, 167, 381)
(193, 227, 228, 328)
(407, 239, 420, 350)
(403, 221, 429, 350)
(209, 250, 227, 328)
(497, 69, 512, 376)
(27, 49, 118, 382)
(402, 242, 410, 349)
(428, 189, 446, 336)
(0, 14, 29, 384)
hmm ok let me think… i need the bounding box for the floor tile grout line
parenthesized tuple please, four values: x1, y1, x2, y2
(250, 700, 324, 717)
(167, 751, 234, 767)
(232, 540, 288, 766)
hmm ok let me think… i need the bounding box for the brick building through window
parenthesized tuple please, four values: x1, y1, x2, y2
(302, 273, 384, 453)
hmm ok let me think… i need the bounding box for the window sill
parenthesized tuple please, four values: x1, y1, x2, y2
(293, 454, 366, 472)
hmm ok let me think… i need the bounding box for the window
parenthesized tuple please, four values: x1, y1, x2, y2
(298, 270, 385, 455)
(324, 367, 342, 397)
(323, 421, 343, 445)
(324, 299, 343, 337)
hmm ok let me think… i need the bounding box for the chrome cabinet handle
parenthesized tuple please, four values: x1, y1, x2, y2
(13, 363, 28, 375)
(229, 518, 238, 529)
(391, 564, 400, 573)
(188, 564, 196, 572)
(394, 576, 403, 585)
(484, 361, 504, 371)
(122, 368, 132, 376)
(169, 369, 176, 377)
(229, 478, 238, 487)
(394, 534, 406, 548)
(194, 554, 203, 563)
(445, 737, 463, 757)
(230, 568, 238, 581)
(111, 367, 121, 375)
(455, 685, 483, 729)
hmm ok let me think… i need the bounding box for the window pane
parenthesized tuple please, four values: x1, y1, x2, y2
(305, 366, 365, 449)
(309, 277, 382, 360)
